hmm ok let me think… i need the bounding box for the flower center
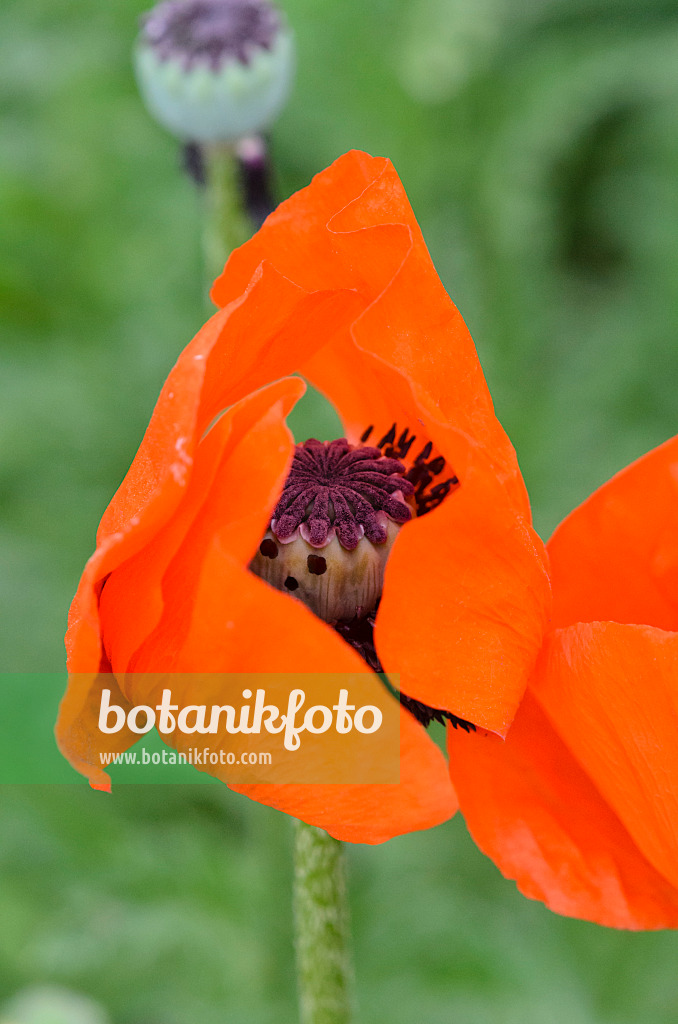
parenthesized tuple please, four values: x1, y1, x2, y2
(249, 431, 472, 731)
(250, 439, 413, 622)
(250, 431, 460, 623)
(142, 0, 280, 68)
(272, 437, 413, 549)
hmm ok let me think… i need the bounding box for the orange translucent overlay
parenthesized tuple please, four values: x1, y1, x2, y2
(66, 672, 402, 787)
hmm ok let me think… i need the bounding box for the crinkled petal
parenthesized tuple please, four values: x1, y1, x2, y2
(233, 700, 458, 845)
(212, 149, 550, 733)
(55, 670, 134, 792)
(62, 149, 544, 833)
(96, 377, 303, 673)
(378, 432, 549, 736)
(448, 688, 678, 928)
(533, 622, 678, 893)
(184, 553, 456, 842)
(58, 377, 304, 782)
(548, 435, 678, 630)
(121, 544, 458, 842)
(211, 151, 402, 307)
(66, 258, 361, 675)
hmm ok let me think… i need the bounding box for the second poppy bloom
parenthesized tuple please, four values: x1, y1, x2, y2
(448, 434, 678, 928)
(56, 150, 551, 843)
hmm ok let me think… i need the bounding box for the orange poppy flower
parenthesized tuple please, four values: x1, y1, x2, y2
(448, 436, 678, 928)
(56, 150, 550, 844)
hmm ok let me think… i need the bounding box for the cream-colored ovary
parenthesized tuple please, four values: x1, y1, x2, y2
(250, 519, 402, 622)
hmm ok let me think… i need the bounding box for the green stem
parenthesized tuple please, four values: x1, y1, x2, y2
(201, 142, 254, 296)
(293, 821, 354, 1024)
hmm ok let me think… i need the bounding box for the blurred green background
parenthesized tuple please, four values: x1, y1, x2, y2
(2, 0, 678, 1020)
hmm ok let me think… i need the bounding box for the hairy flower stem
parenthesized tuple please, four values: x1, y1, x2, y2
(202, 142, 254, 296)
(293, 821, 354, 1024)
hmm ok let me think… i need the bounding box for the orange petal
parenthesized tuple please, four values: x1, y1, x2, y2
(212, 149, 550, 732)
(118, 540, 458, 842)
(232, 702, 458, 844)
(97, 377, 303, 673)
(59, 376, 303, 782)
(62, 149, 544, 835)
(305, 159, 524, 493)
(310, 328, 550, 737)
(90, 378, 458, 841)
(211, 151, 399, 306)
(378, 443, 550, 735)
(533, 622, 678, 894)
(448, 689, 678, 928)
(548, 435, 678, 630)
(66, 255, 361, 674)
(181, 560, 457, 842)
(55, 670, 136, 793)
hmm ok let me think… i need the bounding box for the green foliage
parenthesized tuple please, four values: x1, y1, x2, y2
(2, 0, 678, 1020)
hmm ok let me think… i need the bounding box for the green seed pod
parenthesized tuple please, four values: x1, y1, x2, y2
(134, 0, 294, 143)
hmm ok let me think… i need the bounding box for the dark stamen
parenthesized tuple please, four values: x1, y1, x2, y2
(396, 428, 416, 458)
(333, 605, 476, 732)
(403, 436, 459, 516)
(333, 612, 383, 674)
(399, 693, 476, 732)
(362, 422, 461, 516)
(416, 441, 433, 463)
(259, 538, 278, 558)
(383, 426, 418, 460)
(360, 425, 374, 443)
(377, 423, 396, 448)
(416, 476, 459, 515)
(284, 576, 298, 591)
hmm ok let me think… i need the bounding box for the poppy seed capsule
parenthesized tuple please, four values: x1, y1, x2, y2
(134, 0, 294, 143)
(250, 438, 414, 622)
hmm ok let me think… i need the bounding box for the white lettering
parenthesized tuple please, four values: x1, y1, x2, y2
(177, 705, 211, 733)
(127, 705, 155, 734)
(98, 689, 125, 734)
(332, 690, 355, 734)
(283, 689, 306, 751)
(156, 689, 178, 733)
(304, 705, 333, 734)
(354, 705, 382, 734)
